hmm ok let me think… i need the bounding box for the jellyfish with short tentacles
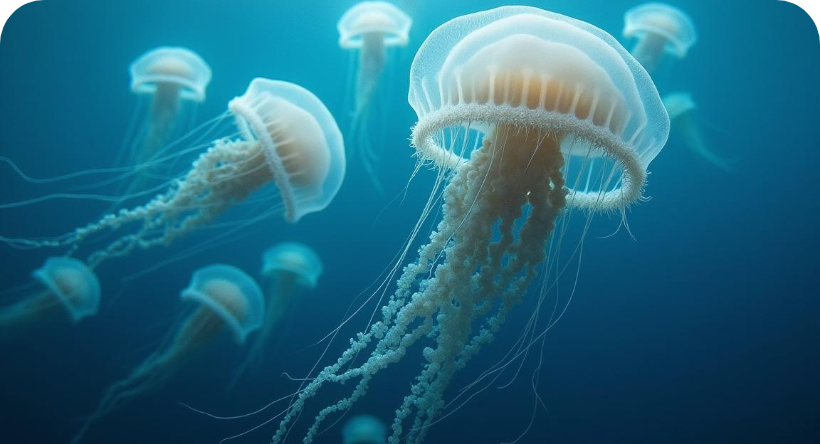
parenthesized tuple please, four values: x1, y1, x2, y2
(270, 7, 668, 444)
(0, 257, 99, 338)
(70, 264, 264, 444)
(232, 242, 323, 382)
(664, 92, 733, 172)
(1, 79, 345, 271)
(338, 1, 412, 192)
(623, 3, 697, 74)
(343, 415, 388, 444)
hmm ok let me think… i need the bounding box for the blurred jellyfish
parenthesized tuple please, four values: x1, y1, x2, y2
(112, 47, 211, 202)
(70, 265, 264, 444)
(0, 257, 99, 338)
(338, 1, 412, 192)
(271, 6, 669, 444)
(125, 47, 212, 170)
(343, 415, 387, 444)
(623, 3, 697, 74)
(664, 92, 733, 172)
(233, 242, 323, 382)
(1, 79, 345, 271)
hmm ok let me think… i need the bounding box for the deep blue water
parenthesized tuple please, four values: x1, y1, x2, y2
(0, 0, 818, 443)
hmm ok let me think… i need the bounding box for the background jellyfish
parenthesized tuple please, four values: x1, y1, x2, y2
(70, 264, 264, 444)
(0, 256, 99, 338)
(343, 415, 388, 444)
(1, 79, 346, 271)
(121, 47, 212, 185)
(271, 6, 669, 444)
(623, 3, 697, 74)
(338, 1, 412, 192)
(664, 92, 734, 172)
(232, 242, 323, 383)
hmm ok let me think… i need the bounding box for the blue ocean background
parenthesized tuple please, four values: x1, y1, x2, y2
(0, 0, 818, 443)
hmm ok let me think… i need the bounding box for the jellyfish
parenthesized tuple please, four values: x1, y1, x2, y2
(664, 92, 734, 172)
(125, 47, 212, 168)
(233, 242, 323, 381)
(338, 1, 412, 192)
(0, 257, 99, 338)
(1, 79, 345, 271)
(342, 415, 388, 444)
(70, 264, 264, 444)
(270, 7, 668, 444)
(623, 3, 697, 74)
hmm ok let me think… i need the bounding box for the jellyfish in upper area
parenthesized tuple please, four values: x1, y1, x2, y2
(271, 7, 668, 444)
(0, 257, 99, 338)
(342, 415, 387, 444)
(338, 1, 412, 192)
(664, 92, 733, 172)
(126, 47, 212, 166)
(623, 3, 697, 74)
(233, 242, 323, 381)
(70, 264, 264, 444)
(1, 79, 345, 271)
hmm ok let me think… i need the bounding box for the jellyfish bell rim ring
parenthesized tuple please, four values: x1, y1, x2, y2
(228, 78, 346, 223)
(338, 1, 413, 49)
(411, 105, 648, 210)
(31, 256, 100, 323)
(130, 47, 213, 102)
(408, 6, 670, 211)
(623, 3, 698, 58)
(180, 264, 264, 344)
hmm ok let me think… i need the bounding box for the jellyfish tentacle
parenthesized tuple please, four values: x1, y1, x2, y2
(79, 139, 269, 267)
(272, 127, 567, 444)
(0, 290, 58, 337)
(71, 308, 224, 444)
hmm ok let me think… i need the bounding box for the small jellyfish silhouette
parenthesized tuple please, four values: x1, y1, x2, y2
(1, 79, 345, 271)
(664, 92, 734, 172)
(271, 6, 668, 444)
(124, 47, 212, 175)
(342, 415, 387, 444)
(0, 257, 99, 338)
(232, 242, 323, 383)
(338, 1, 412, 192)
(623, 3, 697, 74)
(111, 47, 211, 204)
(70, 265, 264, 444)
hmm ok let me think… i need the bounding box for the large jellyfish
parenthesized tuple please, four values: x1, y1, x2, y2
(664, 92, 733, 172)
(623, 3, 697, 74)
(234, 242, 323, 381)
(71, 264, 264, 444)
(0, 257, 99, 338)
(342, 415, 388, 444)
(1, 79, 345, 271)
(270, 6, 668, 444)
(338, 1, 412, 192)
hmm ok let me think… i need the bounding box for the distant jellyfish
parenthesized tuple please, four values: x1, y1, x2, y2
(0, 257, 99, 338)
(127, 47, 212, 166)
(70, 265, 264, 444)
(664, 92, 733, 172)
(270, 7, 668, 444)
(232, 242, 323, 382)
(623, 3, 697, 74)
(338, 1, 412, 192)
(342, 415, 387, 444)
(1, 79, 346, 271)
